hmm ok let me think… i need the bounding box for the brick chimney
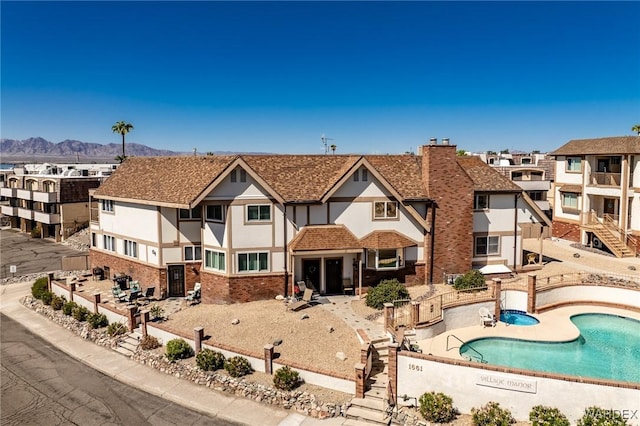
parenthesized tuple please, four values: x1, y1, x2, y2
(421, 140, 474, 283)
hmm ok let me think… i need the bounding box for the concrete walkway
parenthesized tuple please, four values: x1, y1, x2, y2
(320, 295, 387, 342)
(0, 282, 366, 426)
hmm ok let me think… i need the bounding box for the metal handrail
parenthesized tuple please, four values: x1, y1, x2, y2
(447, 334, 486, 363)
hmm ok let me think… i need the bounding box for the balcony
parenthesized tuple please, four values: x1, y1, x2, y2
(16, 189, 33, 200)
(0, 205, 18, 216)
(34, 211, 61, 224)
(0, 187, 17, 198)
(589, 172, 621, 187)
(33, 191, 59, 203)
(17, 208, 34, 220)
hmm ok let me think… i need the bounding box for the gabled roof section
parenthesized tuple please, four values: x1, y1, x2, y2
(360, 230, 418, 249)
(457, 156, 521, 192)
(550, 136, 640, 156)
(289, 225, 361, 251)
(93, 156, 235, 207)
(365, 155, 429, 200)
(242, 155, 360, 202)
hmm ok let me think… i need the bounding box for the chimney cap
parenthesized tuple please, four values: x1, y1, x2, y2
(442, 138, 450, 145)
(429, 137, 437, 145)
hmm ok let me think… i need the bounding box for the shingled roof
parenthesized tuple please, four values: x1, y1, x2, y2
(365, 155, 429, 200)
(359, 230, 418, 249)
(289, 225, 361, 252)
(456, 156, 521, 192)
(551, 136, 640, 156)
(93, 156, 235, 206)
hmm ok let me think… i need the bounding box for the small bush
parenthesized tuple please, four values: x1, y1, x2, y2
(577, 406, 629, 426)
(453, 270, 486, 291)
(149, 304, 165, 321)
(62, 300, 78, 316)
(41, 291, 54, 305)
(224, 356, 253, 378)
(107, 322, 127, 337)
(165, 338, 194, 362)
(31, 277, 49, 299)
(419, 391, 457, 423)
(72, 306, 90, 322)
(472, 402, 515, 426)
(87, 313, 108, 329)
(139, 335, 161, 350)
(30, 227, 41, 238)
(51, 295, 64, 310)
(273, 366, 302, 391)
(529, 405, 570, 426)
(365, 279, 410, 310)
(196, 348, 226, 371)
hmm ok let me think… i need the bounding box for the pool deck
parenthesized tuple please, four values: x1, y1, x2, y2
(418, 305, 640, 360)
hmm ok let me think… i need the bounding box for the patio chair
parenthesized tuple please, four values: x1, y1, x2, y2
(479, 307, 496, 327)
(288, 288, 313, 311)
(139, 286, 156, 301)
(112, 286, 128, 303)
(296, 280, 319, 301)
(186, 282, 201, 305)
(128, 281, 141, 302)
(342, 278, 354, 296)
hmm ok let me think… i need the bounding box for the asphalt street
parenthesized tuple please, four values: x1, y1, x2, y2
(0, 229, 84, 279)
(0, 313, 240, 426)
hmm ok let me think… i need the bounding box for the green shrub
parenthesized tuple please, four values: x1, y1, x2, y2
(62, 300, 78, 316)
(41, 291, 54, 305)
(273, 366, 302, 391)
(472, 402, 515, 426)
(196, 348, 226, 371)
(577, 407, 629, 426)
(107, 322, 127, 337)
(139, 335, 161, 350)
(224, 356, 253, 378)
(51, 295, 65, 310)
(529, 405, 570, 426)
(453, 270, 486, 291)
(365, 279, 410, 310)
(72, 305, 90, 322)
(419, 391, 457, 423)
(31, 277, 49, 299)
(87, 313, 108, 329)
(149, 304, 165, 321)
(165, 338, 194, 362)
(30, 227, 41, 238)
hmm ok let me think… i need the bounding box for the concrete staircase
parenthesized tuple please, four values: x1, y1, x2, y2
(591, 224, 635, 258)
(114, 330, 141, 357)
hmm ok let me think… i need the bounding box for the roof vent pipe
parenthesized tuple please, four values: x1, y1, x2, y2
(429, 137, 437, 145)
(442, 138, 450, 145)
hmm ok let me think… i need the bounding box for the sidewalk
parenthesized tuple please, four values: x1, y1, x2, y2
(0, 281, 359, 426)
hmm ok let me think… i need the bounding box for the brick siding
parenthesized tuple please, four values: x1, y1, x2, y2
(200, 271, 285, 304)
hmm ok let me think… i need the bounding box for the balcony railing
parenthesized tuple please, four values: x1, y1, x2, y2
(32, 191, 59, 203)
(590, 172, 621, 187)
(33, 211, 61, 224)
(0, 187, 17, 197)
(16, 189, 33, 200)
(0, 205, 18, 216)
(17, 208, 34, 220)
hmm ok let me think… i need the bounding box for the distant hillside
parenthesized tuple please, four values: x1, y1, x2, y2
(0, 137, 182, 162)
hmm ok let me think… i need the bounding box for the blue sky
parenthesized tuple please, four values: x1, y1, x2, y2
(2, 1, 639, 155)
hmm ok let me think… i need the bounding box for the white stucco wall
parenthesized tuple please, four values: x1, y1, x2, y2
(537, 286, 640, 309)
(178, 221, 201, 244)
(555, 155, 584, 185)
(229, 204, 273, 248)
(100, 202, 158, 241)
(396, 355, 639, 424)
(501, 290, 528, 311)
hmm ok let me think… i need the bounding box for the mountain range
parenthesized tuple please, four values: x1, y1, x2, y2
(1, 137, 184, 162)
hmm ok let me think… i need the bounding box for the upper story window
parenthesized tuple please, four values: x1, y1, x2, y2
(566, 157, 582, 172)
(474, 194, 489, 210)
(205, 249, 226, 271)
(101, 199, 114, 212)
(124, 240, 137, 257)
(26, 180, 37, 190)
(179, 207, 202, 220)
(184, 245, 202, 261)
(475, 235, 499, 256)
(528, 191, 545, 201)
(230, 170, 237, 182)
(230, 169, 247, 183)
(362, 169, 368, 181)
(353, 168, 369, 182)
(9, 179, 19, 188)
(43, 181, 56, 192)
(373, 201, 397, 219)
(511, 171, 523, 181)
(520, 157, 532, 165)
(247, 204, 271, 222)
(206, 205, 224, 222)
(103, 235, 115, 251)
(562, 192, 579, 210)
(240, 169, 247, 182)
(238, 251, 269, 273)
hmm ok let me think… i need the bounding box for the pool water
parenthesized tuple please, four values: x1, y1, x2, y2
(460, 313, 640, 383)
(500, 310, 540, 326)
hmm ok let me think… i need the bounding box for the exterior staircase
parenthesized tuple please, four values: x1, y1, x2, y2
(590, 224, 635, 258)
(114, 330, 142, 357)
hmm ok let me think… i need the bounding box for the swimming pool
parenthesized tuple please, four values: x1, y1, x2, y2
(500, 309, 540, 326)
(459, 313, 640, 383)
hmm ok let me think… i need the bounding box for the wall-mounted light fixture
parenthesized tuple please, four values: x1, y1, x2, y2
(151, 249, 156, 255)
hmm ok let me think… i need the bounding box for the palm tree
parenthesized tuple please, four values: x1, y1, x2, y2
(632, 124, 640, 135)
(111, 121, 134, 162)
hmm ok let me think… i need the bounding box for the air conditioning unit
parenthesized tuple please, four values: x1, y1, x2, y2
(592, 236, 604, 250)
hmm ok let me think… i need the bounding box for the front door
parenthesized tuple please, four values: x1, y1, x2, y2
(302, 259, 321, 293)
(167, 265, 185, 297)
(325, 258, 343, 295)
(603, 198, 616, 217)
